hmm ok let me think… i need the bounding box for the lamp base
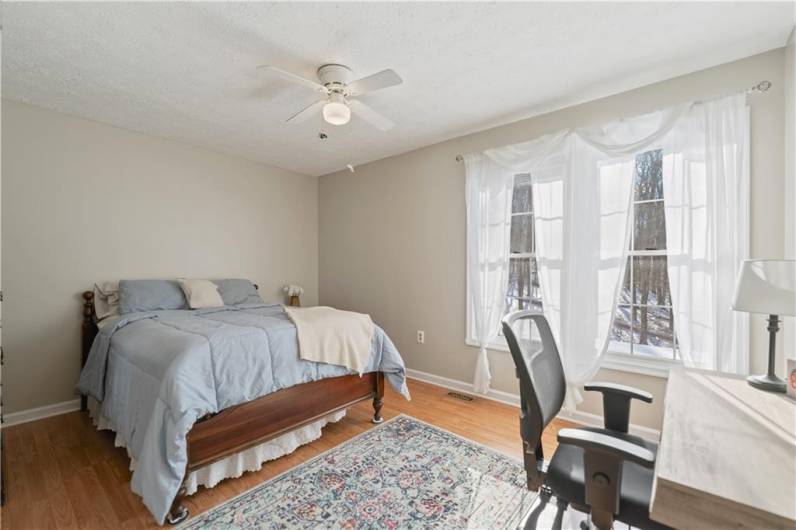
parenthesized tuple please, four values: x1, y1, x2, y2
(747, 374, 786, 393)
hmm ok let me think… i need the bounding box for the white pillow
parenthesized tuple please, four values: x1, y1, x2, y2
(177, 278, 224, 309)
(93, 281, 120, 320)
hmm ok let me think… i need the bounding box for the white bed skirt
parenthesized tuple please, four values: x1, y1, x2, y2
(87, 397, 346, 495)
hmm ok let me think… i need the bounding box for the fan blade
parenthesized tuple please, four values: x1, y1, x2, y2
(286, 99, 326, 124)
(257, 65, 327, 93)
(348, 99, 394, 131)
(347, 69, 402, 96)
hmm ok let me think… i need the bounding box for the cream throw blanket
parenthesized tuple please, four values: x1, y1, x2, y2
(284, 306, 374, 374)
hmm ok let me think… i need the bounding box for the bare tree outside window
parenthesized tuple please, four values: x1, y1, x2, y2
(610, 149, 678, 359)
(505, 174, 543, 316)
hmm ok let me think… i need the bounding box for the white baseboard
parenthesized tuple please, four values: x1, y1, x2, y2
(2, 399, 81, 427)
(405, 368, 521, 407)
(405, 368, 660, 441)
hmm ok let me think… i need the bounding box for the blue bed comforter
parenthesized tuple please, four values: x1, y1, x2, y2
(77, 303, 409, 524)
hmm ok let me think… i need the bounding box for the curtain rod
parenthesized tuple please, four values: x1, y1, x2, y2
(454, 79, 772, 162)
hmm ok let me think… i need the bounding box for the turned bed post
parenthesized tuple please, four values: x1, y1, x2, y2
(166, 480, 189, 525)
(80, 291, 97, 412)
(372, 371, 384, 424)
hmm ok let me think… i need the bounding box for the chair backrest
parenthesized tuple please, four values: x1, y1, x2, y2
(502, 311, 566, 460)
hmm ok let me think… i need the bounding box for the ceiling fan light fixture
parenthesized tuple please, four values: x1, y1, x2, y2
(322, 100, 350, 125)
(264, 64, 401, 130)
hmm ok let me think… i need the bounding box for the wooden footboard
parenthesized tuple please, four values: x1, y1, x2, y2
(166, 372, 384, 524)
(78, 289, 386, 525)
(188, 372, 383, 469)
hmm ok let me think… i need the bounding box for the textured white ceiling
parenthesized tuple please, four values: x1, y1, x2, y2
(2, 2, 793, 176)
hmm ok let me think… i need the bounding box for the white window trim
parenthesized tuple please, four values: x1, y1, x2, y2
(465, 335, 511, 353)
(601, 354, 678, 378)
(603, 341, 680, 378)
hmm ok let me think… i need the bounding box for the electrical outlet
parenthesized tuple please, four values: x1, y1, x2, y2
(417, 330, 425, 344)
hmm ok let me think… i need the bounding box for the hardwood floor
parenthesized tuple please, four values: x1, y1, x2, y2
(0, 379, 575, 529)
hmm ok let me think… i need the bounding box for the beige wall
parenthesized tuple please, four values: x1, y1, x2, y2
(319, 49, 786, 430)
(2, 100, 319, 413)
(785, 28, 795, 361)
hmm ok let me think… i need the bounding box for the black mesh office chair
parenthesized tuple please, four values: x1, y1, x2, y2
(502, 310, 671, 530)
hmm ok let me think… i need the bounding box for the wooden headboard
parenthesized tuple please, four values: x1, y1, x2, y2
(78, 283, 259, 411)
(80, 291, 97, 411)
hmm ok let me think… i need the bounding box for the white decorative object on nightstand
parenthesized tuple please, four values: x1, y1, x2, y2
(283, 284, 304, 307)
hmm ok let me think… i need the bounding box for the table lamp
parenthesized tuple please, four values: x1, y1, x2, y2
(732, 259, 796, 392)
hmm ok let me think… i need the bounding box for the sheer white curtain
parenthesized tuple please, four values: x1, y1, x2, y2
(464, 95, 749, 399)
(533, 138, 635, 409)
(527, 108, 684, 408)
(663, 94, 750, 373)
(464, 154, 514, 393)
(468, 109, 685, 405)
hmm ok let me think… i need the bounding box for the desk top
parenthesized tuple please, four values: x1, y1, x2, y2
(651, 368, 796, 529)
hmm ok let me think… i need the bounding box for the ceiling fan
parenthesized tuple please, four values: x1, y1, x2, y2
(258, 64, 402, 131)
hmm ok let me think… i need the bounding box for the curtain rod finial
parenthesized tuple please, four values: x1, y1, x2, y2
(750, 80, 772, 93)
(456, 155, 464, 162)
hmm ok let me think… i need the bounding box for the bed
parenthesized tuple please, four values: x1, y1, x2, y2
(77, 284, 409, 525)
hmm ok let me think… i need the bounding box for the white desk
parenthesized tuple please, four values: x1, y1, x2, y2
(650, 368, 796, 529)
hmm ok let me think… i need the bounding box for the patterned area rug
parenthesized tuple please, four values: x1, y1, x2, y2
(181, 415, 536, 529)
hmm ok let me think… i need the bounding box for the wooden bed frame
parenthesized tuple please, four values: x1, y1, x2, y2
(79, 290, 385, 524)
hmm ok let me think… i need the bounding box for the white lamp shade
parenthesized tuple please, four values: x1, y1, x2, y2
(732, 259, 796, 316)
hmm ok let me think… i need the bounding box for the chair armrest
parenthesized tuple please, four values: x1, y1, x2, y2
(584, 382, 653, 403)
(557, 428, 655, 468)
(557, 428, 655, 524)
(584, 382, 652, 433)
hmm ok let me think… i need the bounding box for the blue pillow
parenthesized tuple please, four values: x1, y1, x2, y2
(118, 280, 188, 314)
(213, 279, 262, 306)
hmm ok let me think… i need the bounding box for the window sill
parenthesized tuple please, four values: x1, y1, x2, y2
(465, 337, 511, 353)
(466, 338, 678, 379)
(601, 352, 678, 378)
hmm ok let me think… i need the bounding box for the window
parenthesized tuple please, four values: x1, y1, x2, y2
(505, 174, 543, 316)
(465, 173, 544, 350)
(493, 174, 544, 346)
(468, 159, 679, 362)
(609, 149, 678, 360)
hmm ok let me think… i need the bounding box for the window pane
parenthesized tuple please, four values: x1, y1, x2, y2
(633, 201, 666, 250)
(505, 257, 543, 315)
(507, 257, 531, 299)
(632, 256, 671, 306)
(512, 174, 533, 213)
(510, 214, 534, 254)
(611, 304, 633, 343)
(529, 258, 541, 303)
(619, 263, 632, 304)
(632, 305, 675, 350)
(633, 149, 663, 201)
(506, 296, 543, 314)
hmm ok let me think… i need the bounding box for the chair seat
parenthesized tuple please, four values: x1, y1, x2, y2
(546, 427, 671, 530)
